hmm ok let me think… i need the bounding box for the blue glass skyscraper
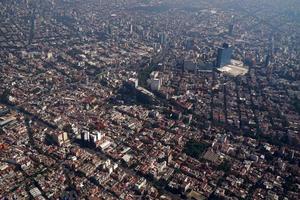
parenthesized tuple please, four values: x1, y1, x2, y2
(217, 43, 233, 67)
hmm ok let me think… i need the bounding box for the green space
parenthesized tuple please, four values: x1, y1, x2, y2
(183, 139, 209, 159)
(217, 160, 231, 173)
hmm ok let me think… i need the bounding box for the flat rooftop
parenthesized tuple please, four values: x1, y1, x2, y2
(218, 59, 249, 77)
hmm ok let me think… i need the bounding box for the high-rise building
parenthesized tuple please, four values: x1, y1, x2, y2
(159, 32, 167, 45)
(228, 24, 234, 35)
(216, 43, 233, 67)
(81, 130, 104, 147)
(185, 38, 194, 50)
(50, 131, 69, 146)
(129, 24, 133, 34)
(265, 54, 270, 68)
(147, 71, 162, 91)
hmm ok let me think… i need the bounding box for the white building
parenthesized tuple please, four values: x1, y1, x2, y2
(147, 71, 162, 91)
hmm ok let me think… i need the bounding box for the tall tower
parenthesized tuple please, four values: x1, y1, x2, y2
(159, 32, 167, 45)
(228, 24, 234, 35)
(216, 43, 233, 67)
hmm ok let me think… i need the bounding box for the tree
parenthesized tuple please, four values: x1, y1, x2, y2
(217, 160, 231, 174)
(0, 89, 11, 104)
(183, 139, 209, 159)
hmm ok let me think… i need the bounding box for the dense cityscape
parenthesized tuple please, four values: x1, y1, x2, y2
(0, 0, 300, 199)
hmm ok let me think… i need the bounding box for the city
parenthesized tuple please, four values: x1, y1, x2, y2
(0, 0, 299, 199)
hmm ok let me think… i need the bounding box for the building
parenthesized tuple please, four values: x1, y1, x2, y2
(185, 38, 194, 50)
(0, 116, 16, 127)
(159, 32, 167, 45)
(147, 71, 162, 91)
(81, 130, 105, 146)
(217, 59, 248, 77)
(50, 131, 69, 146)
(217, 43, 233, 67)
(89, 131, 104, 144)
(228, 24, 234, 35)
(128, 78, 138, 88)
(184, 59, 198, 72)
(149, 79, 161, 91)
